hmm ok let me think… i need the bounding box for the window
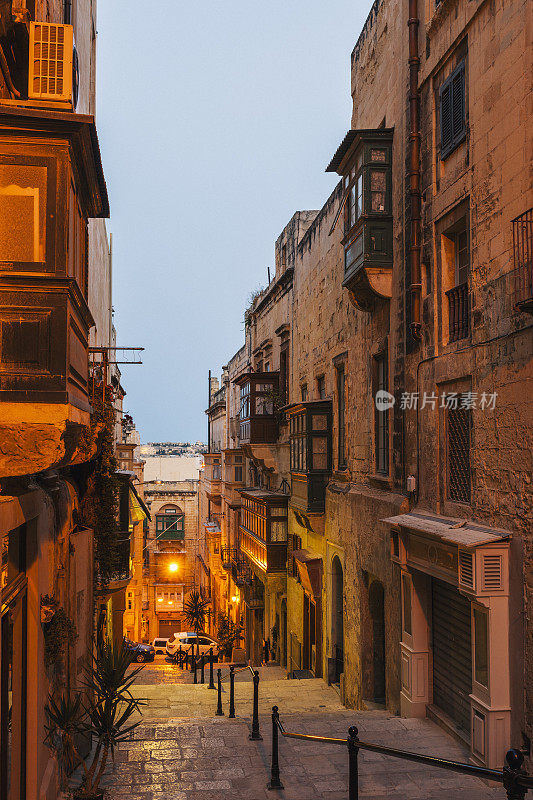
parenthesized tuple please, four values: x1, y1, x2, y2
(447, 407, 471, 503)
(156, 511, 185, 539)
(402, 574, 412, 636)
(280, 342, 289, 403)
(0, 164, 47, 263)
(317, 375, 325, 399)
(301, 384, 308, 401)
(442, 210, 470, 342)
(440, 61, 466, 159)
(234, 466, 243, 482)
(473, 607, 489, 687)
(336, 367, 346, 468)
(281, 244, 287, 268)
(375, 352, 389, 475)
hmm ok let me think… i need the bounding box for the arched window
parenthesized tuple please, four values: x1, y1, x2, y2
(155, 504, 184, 540)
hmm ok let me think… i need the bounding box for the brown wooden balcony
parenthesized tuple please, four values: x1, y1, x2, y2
(238, 489, 288, 574)
(234, 371, 280, 445)
(446, 282, 469, 342)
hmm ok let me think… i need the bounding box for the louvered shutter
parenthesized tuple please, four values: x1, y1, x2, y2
(440, 82, 453, 156)
(440, 61, 466, 159)
(452, 64, 465, 146)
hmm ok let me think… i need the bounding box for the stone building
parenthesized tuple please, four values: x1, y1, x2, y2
(0, 2, 142, 798)
(200, 0, 532, 771)
(136, 479, 200, 641)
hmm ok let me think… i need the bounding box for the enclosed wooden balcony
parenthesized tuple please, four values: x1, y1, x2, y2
(0, 106, 109, 476)
(286, 400, 332, 513)
(238, 489, 288, 574)
(234, 371, 279, 445)
(203, 453, 222, 499)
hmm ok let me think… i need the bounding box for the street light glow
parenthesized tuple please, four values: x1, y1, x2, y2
(169, 562, 178, 572)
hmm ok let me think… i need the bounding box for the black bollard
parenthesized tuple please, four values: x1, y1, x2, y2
(200, 654, 205, 684)
(503, 750, 527, 800)
(208, 648, 215, 689)
(215, 668, 224, 716)
(193, 655, 198, 684)
(267, 706, 284, 790)
(348, 726, 359, 800)
(189, 646, 194, 672)
(229, 666, 235, 718)
(177, 646, 182, 667)
(249, 669, 262, 740)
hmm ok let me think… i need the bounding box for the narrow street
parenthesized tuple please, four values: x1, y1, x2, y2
(100, 659, 502, 800)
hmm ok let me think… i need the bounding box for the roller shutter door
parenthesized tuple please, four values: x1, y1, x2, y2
(158, 619, 181, 638)
(431, 578, 472, 733)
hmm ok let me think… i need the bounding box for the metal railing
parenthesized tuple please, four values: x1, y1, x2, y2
(267, 705, 533, 798)
(214, 664, 262, 739)
(446, 281, 469, 342)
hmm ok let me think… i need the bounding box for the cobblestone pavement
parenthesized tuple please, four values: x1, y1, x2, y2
(98, 663, 502, 800)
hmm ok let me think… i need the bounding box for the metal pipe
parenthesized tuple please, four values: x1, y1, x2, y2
(408, 0, 422, 340)
(207, 370, 211, 453)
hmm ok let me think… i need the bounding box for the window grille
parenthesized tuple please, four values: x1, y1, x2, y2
(447, 407, 471, 503)
(512, 208, 533, 311)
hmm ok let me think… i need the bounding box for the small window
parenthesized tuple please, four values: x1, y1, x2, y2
(234, 466, 243, 482)
(301, 384, 308, 401)
(317, 375, 325, 399)
(402, 574, 412, 636)
(440, 61, 466, 159)
(473, 607, 489, 687)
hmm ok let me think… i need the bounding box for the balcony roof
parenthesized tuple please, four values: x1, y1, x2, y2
(326, 127, 394, 174)
(0, 104, 109, 217)
(233, 369, 279, 386)
(382, 511, 511, 548)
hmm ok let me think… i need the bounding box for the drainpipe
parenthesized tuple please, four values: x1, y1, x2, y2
(408, 0, 422, 340)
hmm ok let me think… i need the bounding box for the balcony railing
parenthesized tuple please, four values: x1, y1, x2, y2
(512, 208, 533, 312)
(221, 546, 253, 586)
(446, 282, 469, 342)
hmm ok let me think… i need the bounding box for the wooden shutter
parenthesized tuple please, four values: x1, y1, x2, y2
(451, 64, 465, 144)
(440, 61, 466, 159)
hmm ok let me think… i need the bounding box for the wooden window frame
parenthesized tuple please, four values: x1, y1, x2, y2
(440, 61, 466, 160)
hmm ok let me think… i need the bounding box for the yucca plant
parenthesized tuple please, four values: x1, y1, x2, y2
(183, 590, 211, 643)
(45, 639, 145, 799)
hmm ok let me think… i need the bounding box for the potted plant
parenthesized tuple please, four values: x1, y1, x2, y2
(216, 612, 243, 660)
(45, 638, 145, 799)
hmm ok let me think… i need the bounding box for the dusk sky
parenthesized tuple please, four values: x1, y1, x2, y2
(96, 0, 374, 442)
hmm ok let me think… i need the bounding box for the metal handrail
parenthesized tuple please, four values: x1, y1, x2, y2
(269, 707, 533, 798)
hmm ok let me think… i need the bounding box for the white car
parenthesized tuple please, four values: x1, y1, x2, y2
(166, 631, 220, 659)
(151, 637, 170, 655)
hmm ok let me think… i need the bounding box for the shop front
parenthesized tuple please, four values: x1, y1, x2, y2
(384, 511, 512, 769)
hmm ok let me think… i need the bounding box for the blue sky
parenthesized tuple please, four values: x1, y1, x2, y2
(96, 0, 374, 442)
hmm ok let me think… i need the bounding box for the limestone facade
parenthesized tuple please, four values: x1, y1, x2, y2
(199, 0, 532, 770)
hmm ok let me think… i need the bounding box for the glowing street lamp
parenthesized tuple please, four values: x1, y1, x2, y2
(169, 562, 178, 573)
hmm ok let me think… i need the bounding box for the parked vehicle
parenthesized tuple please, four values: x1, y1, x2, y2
(151, 637, 170, 655)
(165, 631, 220, 659)
(123, 637, 155, 663)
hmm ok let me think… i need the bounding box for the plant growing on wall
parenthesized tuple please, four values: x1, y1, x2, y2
(42, 599, 78, 672)
(45, 638, 145, 799)
(216, 612, 243, 658)
(80, 383, 120, 588)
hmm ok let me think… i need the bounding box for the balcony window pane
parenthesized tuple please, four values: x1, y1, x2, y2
(0, 165, 47, 262)
(271, 521, 287, 542)
(357, 173, 363, 218)
(312, 414, 328, 431)
(370, 170, 386, 212)
(312, 436, 327, 470)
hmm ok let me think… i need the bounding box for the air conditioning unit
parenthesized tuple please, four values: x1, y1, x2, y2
(28, 22, 74, 104)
